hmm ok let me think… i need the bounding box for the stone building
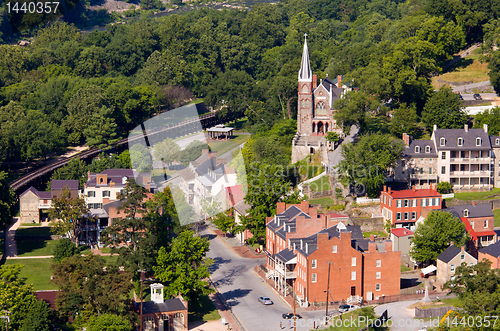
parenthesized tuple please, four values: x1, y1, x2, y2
(436, 244, 477, 285)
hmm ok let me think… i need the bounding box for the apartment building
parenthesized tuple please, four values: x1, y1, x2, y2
(379, 185, 442, 230)
(397, 124, 496, 190)
(265, 201, 400, 307)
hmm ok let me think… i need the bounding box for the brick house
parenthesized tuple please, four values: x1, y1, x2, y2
(436, 244, 477, 285)
(141, 284, 188, 331)
(380, 185, 442, 230)
(265, 201, 400, 306)
(19, 180, 79, 223)
(478, 240, 500, 268)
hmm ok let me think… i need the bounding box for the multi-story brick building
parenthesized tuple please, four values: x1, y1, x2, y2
(478, 240, 500, 268)
(379, 185, 442, 230)
(397, 124, 497, 190)
(265, 201, 400, 307)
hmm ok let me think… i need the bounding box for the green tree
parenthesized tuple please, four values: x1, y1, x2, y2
(52, 238, 81, 263)
(153, 230, 214, 303)
(473, 107, 500, 135)
(49, 157, 89, 189)
(326, 131, 340, 149)
(48, 187, 90, 246)
(0, 171, 14, 229)
(437, 181, 452, 194)
(335, 134, 405, 198)
(421, 86, 467, 132)
(333, 90, 382, 134)
(129, 143, 153, 173)
(83, 106, 120, 149)
(409, 210, 467, 262)
(212, 210, 236, 235)
(86, 314, 133, 331)
(153, 138, 180, 169)
(389, 103, 420, 139)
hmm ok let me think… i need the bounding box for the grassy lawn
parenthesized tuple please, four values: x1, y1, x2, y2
(452, 188, 500, 201)
(310, 197, 336, 207)
(432, 52, 490, 89)
(188, 98, 204, 105)
(5, 258, 56, 290)
(80, 247, 113, 255)
(494, 209, 500, 227)
(401, 265, 412, 272)
(326, 307, 385, 330)
(410, 297, 462, 310)
(16, 227, 52, 236)
(17, 240, 58, 257)
(189, 294, 221, 322)
(362, 230, 387, 238)
(225, 117, 248, 131)
(308, 175, 331, 192)
(208, 134, 250, 156)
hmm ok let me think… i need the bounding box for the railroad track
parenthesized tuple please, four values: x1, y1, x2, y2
(9, 112, 219, 192)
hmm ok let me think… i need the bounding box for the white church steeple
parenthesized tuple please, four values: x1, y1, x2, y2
(298, 34, 312, 82)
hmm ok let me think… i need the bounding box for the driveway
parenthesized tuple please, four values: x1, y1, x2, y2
(203, 229, 331, 331)
(452, 81, 493, 94)
(328, 125, 359, 173)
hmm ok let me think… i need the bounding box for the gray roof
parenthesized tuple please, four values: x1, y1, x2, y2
(276, 248, 296, 263)
(20, 186, 52, 199)
(319, 76, 344, 104)
(405, 140, 437, 157)
(234, 200, 251, 216)
(491, 136, 500, 148)
(51, 180, 79, 190)
(437, 245, 462, 263)
(86, 169, 135, 188)
(479, 240, 500, 258)
(445, 203, 493, 218)
(142, 298, 187, 315)
(434, 128, 491, 151)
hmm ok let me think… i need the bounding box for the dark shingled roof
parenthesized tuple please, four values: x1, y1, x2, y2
(51, 180, 79, 190)
(491, 136, 500, 148)
(405, 140, 437, 157)
(445, 203, 493, 218)
(142, 298, 187, 315)
(479, 240, 500, 258)
(434, 128, 491, 151)
(437, 245, 461, 263)
(86, 169, 135, 188)
(276, 248, 296, 262)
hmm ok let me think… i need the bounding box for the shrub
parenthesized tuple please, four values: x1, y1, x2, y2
(437, 181, 452, 194)
(52, 238, 80, 262)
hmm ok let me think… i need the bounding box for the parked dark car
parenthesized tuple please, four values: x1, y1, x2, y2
(282, 313, 302, 319)
(458, 94, 463, 100)
(473, 93, 482, 100)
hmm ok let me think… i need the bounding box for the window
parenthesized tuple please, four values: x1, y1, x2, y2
(441, 152, 446, 160)
(388, 199, 392, 207)
(87, 191, 95, 197)
(470, 263, 474, 266)
(461, 254, 465, 260)
(376, 284, 381, 291)
(441, 166, 446, 174)
(396, 213, 402, 220)
(496, 138, 500, 145)
(463, 209, 469, 217)
(485, 220, 489, 228)
(312, 273, 317, 283)
(422, 199, 427, 207)
(450, 264, 455, 272)
(412, 199, 417, 207)
(404, 212, 409, 220)
(376, 260, 381, 267)
(332, 245, 337, 253)
(396, 200, 402, 208)
(120, 189, 125, 195)
(471, 222, 474, 229)
(411, 212, 417, 220)
(351, 271, 356, 280)
(458, 138, 463, 146)
(376, 271, 381, 279)
(404, 199, 409, 207)
(429, 168, 432, 174)
(440, 138, 446, 146)
(312, 259, 317, 268)
(352, 257, 356, 266)
(476, 137, 482, 146)
(415, 146, 420, 153)
(425, 146, 430, 153)
(103, 191, 110, 197)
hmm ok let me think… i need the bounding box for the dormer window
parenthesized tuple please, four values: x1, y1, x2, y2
(425, 146, 430, 153)
(440, 138, 446, 146)
(415, 146, 421, 153)
(496, 138, 500, 145)
(476, 138, 482, 146)
(457, 138, 463, 146)
(463, 209, 469, 217)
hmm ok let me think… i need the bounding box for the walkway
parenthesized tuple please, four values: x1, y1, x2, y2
(5, 217, 21, 258)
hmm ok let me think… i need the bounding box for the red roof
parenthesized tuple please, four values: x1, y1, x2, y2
(325, 212, 349, 219)
(461, 217, 477, 240)
(382, 189, 441, 199)
(391, 228, 414, 237)
(475, 230, 496, 237)
(226, 185, 245, 206)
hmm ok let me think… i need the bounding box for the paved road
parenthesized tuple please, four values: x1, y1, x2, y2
(452, 81, 492, 94)
(460, 93, 497, 101)
(203, 229, 330, 331)
(327, 125, 359, 173)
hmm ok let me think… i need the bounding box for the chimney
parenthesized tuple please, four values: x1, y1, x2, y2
(109, 181, 115, 188)
(450, 241, 454, 246)
(384, 240, 392, 252)
(370, 234, 375, 241)
(412, 186, 416, 192)
(433, 125, 437, 132)
(472, 201, 476, 207)
(461, 246, 465, 252)
(277, 202, 286, 214)
(369, 242, 376, 253)
(388, 187, 392, 194)
(323, 215, 328, 229)
(464, 124, 468, 132)
(300, 200, 310, 213)
(202, 149, 209, 155)
(87, 171, 91, 180)
(402, 133, 411, 147)
(383, 185, 387, 192)
(337, 75, 342, 88)
(313, 74, 317, 89)
(484, 123, 489, 133)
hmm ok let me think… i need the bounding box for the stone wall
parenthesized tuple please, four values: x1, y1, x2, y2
(350, 217, 385, 232)
(443, 198, 500, 210)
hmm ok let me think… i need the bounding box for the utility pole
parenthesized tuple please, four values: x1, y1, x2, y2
(293, 279, 296, 331)
(325, 262, 333, 318)
(139, 271, 145, 331)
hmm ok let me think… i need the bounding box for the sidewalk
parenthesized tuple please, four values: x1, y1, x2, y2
(5, 217, 22, 258)
(207, 225, 265, 260)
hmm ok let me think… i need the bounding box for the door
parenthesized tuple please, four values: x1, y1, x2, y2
(351, 286, 356, 296)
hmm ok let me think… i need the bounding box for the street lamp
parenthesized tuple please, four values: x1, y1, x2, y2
(138, 270, 145, 331)
(1, 310, 10, 331)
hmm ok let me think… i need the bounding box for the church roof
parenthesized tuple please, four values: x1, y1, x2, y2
(298, 34, 312, 82)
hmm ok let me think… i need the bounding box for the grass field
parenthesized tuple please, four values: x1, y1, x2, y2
(5, 258, 56, 290)
(362, 230, 387, 238)
(17, 240, 58, 257)
(432, 50, 490, 89)
(308, 175, 331, 192)
(189, 294, 221, 322)
(494, 209, 500, 227)
(208, 134, 250, 156)
(310, 197, 336, 207)
(452, 188, 500, 201)
(401, 265, 412, 272)
(16, 227, 52, 236)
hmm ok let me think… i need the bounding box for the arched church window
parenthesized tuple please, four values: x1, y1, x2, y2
(315, 101, 328, 116)
(300, 99, 309, 108)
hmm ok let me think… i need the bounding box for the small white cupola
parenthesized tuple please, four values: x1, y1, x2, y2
(150, 283, 164, 304)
